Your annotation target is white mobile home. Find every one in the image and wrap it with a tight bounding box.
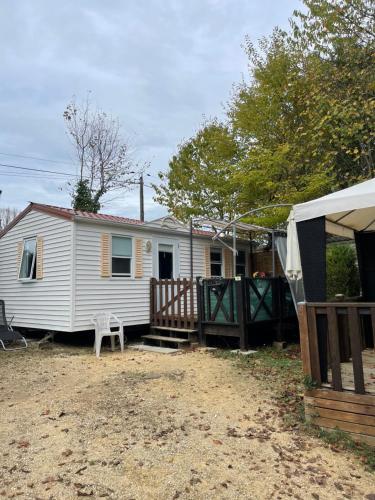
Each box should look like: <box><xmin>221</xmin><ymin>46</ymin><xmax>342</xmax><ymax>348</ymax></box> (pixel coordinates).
<box><xmin>0</xmin><ymin>203</ymin><xmax>251</xmax><ymax>333</ymax></box>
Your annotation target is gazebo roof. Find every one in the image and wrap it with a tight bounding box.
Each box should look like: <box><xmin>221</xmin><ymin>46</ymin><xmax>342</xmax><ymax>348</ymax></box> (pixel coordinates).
<box><xmin>293</xmin><ymin>178</ymin><xmax>375</xmax><ymax>237</ymax></box>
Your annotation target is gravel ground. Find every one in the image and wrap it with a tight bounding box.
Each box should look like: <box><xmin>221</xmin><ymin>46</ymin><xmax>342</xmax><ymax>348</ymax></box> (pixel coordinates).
<box><xmin>0</xmin><ymin>344</ymin><xmax>374</xmax><ymax>499</ymax></box>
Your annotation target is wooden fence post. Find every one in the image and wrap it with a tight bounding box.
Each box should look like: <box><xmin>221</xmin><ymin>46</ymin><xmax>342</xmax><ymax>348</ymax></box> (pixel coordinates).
<box><xmin>196</xmin><ymin>277</ymin><xmax>205</xmax><ymax>345</ymax></box>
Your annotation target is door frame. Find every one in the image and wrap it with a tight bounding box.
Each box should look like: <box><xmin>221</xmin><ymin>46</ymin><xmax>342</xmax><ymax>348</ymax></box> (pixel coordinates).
<box><xmin>152</xmin><ymin>237</ymin><xmax>180</xmax><ymax>279</ymax></box>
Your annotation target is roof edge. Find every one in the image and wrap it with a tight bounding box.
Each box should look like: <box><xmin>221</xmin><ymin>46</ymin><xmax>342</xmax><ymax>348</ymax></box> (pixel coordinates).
<box><xmin>0</xmin><ymin>202</ymin><xmax>74</xmax><ymax>238</ymax></box>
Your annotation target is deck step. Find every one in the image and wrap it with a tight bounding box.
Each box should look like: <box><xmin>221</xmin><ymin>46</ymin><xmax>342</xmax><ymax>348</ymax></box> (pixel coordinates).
<box><xmin>142</xmin><ymin>334</ymin><xmax>190</xmax><ymax>344</ymax></box>
<box><xmin>152</xmin><ymin>326</ymin><xmax>197</xmax><ymax>334</ymax></box>
<box><xmin>129</xmin><ymin>344</ymin><xmax>181</xmax><ymax>354</ymax></box>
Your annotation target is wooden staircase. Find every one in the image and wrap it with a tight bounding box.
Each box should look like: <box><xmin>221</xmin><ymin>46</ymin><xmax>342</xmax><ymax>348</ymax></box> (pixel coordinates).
<box><xmin>147</xmin><ymin>278</ymin><xmax>199</xmax><ymax>351</ymax></box>
<box><xmin>142</xmin><ymin>326</ymin><xmax>198</xmax><ymax>351</ymax></box>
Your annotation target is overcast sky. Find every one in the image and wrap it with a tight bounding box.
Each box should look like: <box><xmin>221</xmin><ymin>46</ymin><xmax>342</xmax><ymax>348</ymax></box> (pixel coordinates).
<box><xmin>0</xmin><ymin>0</ymin><xmax>301</xmax><ymax>220</ymax></box>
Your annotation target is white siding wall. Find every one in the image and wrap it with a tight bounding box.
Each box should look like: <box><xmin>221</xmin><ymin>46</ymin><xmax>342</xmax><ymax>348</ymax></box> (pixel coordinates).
<box><xmin>0</xmin><ymin>211</ymin><xmax>73</xmax><ymax>330</ymax></box>
<box><xmin>72</xmin><ymin>221</ymin><xmax>210</xmax><ymax>330</ymax></box>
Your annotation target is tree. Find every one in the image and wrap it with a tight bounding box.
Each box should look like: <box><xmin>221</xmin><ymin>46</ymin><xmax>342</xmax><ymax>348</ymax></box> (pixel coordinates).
<box><xmin>64</xmin><ymin>96</ymin><xmax>138</xmax><ymax>212</ymax></box>
<box><xmin>156</xmin><ymin>0</ymin><xmax>375</xmax><ymax>227</ymax></box>
<box><xmin>71</xmin><ymin>179</ymin><xmax>100</xmax><ymax>212</ymax></box>
<box><xmin>326</xmin><ymin>244</ymin><xmax>360</xmax><ymax>298</ymax></box>
<box><xmin>0</xmin><ymin>207</ymin><xmax>18</xmax><ymax>229</ymax></box>
<box><xmin>154</xmin><ymin>121</ymin><xmax>240</xmax><ymax>221</ymax></box>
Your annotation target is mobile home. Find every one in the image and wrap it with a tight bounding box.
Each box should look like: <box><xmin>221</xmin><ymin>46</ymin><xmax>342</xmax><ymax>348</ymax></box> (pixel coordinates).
<box><xmin>0</xmin><ymin>203</ymin><xmax>253</xmax><ymax>333</ymax></box>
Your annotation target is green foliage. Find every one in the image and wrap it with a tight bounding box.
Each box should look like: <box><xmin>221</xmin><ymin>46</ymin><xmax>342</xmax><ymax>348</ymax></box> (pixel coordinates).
<box><xmin>156</xmin><ymin>0</ymin><xmax>375</xmax><ymax>227</ymax></box>
<box><xmin>326</xmin><ymin>244</ymin><xmax>360</xmax><ymax>298</ymax></box>
<box><xmin>72</xmin><ymin>179</ymin><xmax>101</xmax><ymax>213</ymax></box>
<box><xmin>154</xmin><ymin>121</ymin><xmax>239</xmax><ymax>221</ymax></box>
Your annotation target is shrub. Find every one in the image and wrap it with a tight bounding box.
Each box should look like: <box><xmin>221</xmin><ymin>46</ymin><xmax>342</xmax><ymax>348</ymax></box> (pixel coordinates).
<box><xmin>326</xmin><ymin>244</ymin><xmax>360</xmax><ymax>299</ymax></box>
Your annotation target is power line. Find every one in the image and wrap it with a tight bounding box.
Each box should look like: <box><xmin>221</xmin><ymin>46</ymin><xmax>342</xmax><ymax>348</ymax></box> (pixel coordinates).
<box><xmin>0</xmin><ymin>162</ymin><xmax>77</xmax><ymax>177</ymax></box>
<box><xmin>0</xmin><ymin>151</ymin><xmax>75</xmax><ymax>166</ymax></box>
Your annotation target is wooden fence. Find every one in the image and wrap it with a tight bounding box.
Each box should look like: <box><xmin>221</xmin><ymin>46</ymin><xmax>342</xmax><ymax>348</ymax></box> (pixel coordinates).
<box><xmin>299</xmin><ymin>302</ymin><xmax>375</xmax><ymax>446</ymax></box>
<box><xmin>150</xmin><ymin>278</ymin><xmax>196</xmax><ymax>330</ymax></box>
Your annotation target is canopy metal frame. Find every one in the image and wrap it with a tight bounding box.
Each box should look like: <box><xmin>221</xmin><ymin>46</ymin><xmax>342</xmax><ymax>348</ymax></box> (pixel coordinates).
<box><xmin>190</xmin><ymin>204</ymin><xmax>291</xmax><ymax>278</ymax></box>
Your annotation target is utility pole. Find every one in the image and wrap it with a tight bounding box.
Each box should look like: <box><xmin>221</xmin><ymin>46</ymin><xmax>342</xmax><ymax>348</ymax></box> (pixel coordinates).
<box><xmin>139</xmin><ymin>174</ymin><xmax>144</xmax><ymax>222</ymax></box>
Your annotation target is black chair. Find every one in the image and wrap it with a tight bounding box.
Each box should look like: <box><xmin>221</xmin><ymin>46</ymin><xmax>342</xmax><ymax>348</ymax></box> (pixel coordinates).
<box><xmin>0</xmin><ymin>300</ymin><xmax>27</xmax><ymax>351</ymax></box>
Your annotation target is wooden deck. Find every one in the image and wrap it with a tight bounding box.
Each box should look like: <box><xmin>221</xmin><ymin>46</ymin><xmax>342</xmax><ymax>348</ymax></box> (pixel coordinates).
<box><xmin>299</xmin><ymin>302</ymin><xmax>375</xmax><ymax>445</ymax></box>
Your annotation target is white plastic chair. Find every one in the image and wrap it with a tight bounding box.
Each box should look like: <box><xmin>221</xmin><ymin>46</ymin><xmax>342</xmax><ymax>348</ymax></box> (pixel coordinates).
<box><xmin>91</xmin><ymin>312</ymin><xmax>125</xmax><ymax>358</ymax></box>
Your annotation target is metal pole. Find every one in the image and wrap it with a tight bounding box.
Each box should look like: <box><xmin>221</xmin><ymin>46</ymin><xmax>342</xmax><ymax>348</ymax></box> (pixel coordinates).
<box><xmin>139</xmin><ymin>174</ymin><xmax>144</xmax><ymax>222</ymax></box>
<box><xmin>272</xmin><ymin>229</ymin><xmax>275</xmax><ymax>277</ymax></box>
<box><xmin>233</xmin><ymin>222</ymin><xmax>237</xmax><ymax>276</ymax></box>
<box><xmin>190</xmin><ymin>217</ymin><xmax>193</xmax><ymax>279</ymax></box>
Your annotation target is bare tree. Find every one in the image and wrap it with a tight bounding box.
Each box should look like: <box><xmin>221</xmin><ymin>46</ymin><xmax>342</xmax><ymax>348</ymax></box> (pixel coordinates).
<box><xmin>64</xmin><ymin>95</ymin><xmax>139</xmax><ymax>210</ymax></box>
<box><xmin>0</xmin><ymin>207</ymin><xmax>18</xmax><ymax>229</ymax></box>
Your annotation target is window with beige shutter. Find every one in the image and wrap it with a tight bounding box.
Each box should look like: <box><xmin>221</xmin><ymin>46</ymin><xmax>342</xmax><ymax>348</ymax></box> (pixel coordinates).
<box><xmin>36</xmin><ymin>236</ymin><xmax>44</xmax><ymax>279</ymax></box>
<box><xmin>134</xmin><ymin>238</ymin><xmax>143</xmax><ymax>278</ymax></box>
<box><xmin>16</xmin><ymin>241</ymin><xmax>24</xmax><ymax>278</ymax></box>
<box><xmin>100</xmin><ymin>233</ymin><xmax>111</xmax><ymax>277</ymax></box>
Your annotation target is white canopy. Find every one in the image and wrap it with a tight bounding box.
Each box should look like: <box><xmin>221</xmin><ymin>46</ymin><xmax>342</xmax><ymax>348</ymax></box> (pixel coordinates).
<box><xmin>286</xmin><ymin>209</ymin><xmax>302</xmax><ymax>280</ymax></box>
<box><xmin>293</xmin><ymin>178</ymin><xmax>375</xmax><ymax>238</ymax></box>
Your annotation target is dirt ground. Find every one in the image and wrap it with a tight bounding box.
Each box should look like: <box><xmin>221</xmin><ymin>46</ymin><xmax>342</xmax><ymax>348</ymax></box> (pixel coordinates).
<box><xmin>0</xmin><ymin>344</ymin><xmax>374</xmax><ymax>500</ymax></box>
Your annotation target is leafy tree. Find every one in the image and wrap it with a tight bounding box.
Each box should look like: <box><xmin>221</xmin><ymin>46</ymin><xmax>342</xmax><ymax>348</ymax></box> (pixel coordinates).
<box><xmin>72</xmin><ymin>179</ymin><xmax>100</xmax><ymax>212</ymax></box>
<box><xmin>326</xmin><ymin>244</ymin><xmax>360</xmax><ymax>298</ymax></box>
<box><xmin>156</xmin><ymin>0</ymin><xmax>375</xmax><ymax>227</ymax></box>
<box><xmin>154</xmin><ymin>121</ymin><xmax>240</xmax><ymax>221</ymax></box>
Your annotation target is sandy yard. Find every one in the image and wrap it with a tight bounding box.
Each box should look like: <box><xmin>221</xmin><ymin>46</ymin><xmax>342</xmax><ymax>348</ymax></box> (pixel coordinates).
<box><xmin>0</xmin><ymin>344</ymin><xmax>374</xmax><ymax>500</ymax></box>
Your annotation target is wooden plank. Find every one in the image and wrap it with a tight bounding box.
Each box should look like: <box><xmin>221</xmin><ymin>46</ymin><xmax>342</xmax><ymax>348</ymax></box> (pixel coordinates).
<box><xmin>165</xmin><ymin>279</ymin><xmax>169</xmax><ymax>328</ymax></box>
<box><xmin>306</xmin><ymin>389</ymin><xmax>375</xmax><ymax>406</ymax></box>
<box><xmin>327</xmin><ymin>307</ymin><xmax>343</xmax><ymax>391</ymax></box>
<box><xmin>312</xmin><ymin>416</ymin><xmax>375</xmax><ymax>437</ymax></box>
<box><xmin>305</xmin><ymin>396</ymin><xmax>375</xmax><ymax>416</ymax></box>
<box><xmin>142</xmin><ymin>334</ymin><xmax>190</xmax><ymax>344</ymax></box>
<box><xmin>183</xmin><ymin>278</ymin><xmax>188</xmax><ymax>329</ymax></box>
<box><xmin>348</xmin><ymin>307</ymin><xmax>366</xmax><ymax>394</ymax></box>
<box><xmin>177</xmin><ymin>278</ymin><xmax>182</xmax><ymax>329</ymax></box>
<box><xmin>298</xmin><ymin>303</ymin><xmax>312</xmax><ymax>376</ymax></box>
<box><xmin>170</xmin><ymin>279</ymin><xmax>175</xmax><ymax>328</ymax></box>
<box><xmin>153</xmin><ymin>326</ymin><xmax>197</xmax><ymax>334</ymax></box>
<box><xmin>306</xmin><ymin>306</ymin><xmax>321</xmax><ymax>384</ymax></box>
<box><xmin>305</xmin><ymin>405</ymin><xmax>375</xmax><ymax>426</ymax></box>
<box><xmin>158</xmin><ymin>280</ymin><xmax>163</xmax><ymax>327</ymax></box>
<box><xmin>189</xmin><ymin>279</ymin><xmax>194</xmax><ymax>329</ymax></box>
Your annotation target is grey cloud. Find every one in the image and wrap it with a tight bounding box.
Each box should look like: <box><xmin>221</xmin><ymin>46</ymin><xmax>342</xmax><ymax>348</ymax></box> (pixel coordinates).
<box><xmin>0</xmin><ymin>0</ymin><xmax>301</xmax><ymax>219</ymax></box>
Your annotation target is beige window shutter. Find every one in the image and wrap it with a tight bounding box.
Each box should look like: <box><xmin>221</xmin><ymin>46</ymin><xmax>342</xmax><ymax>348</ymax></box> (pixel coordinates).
<box><xmin>16</xmin><ymin>241</ymin><xmax>24</xmax><ymax>277</ymax></box>
<box><xmin>134</xmin><ymin>238</ymin><xmax>143</xmax><ymax>278</ymax></box>
<box><xmin>204</xmin><ymin>246</ymin><xmax>211</xmax><ymax>278</ymax></box>
<box><xmin>36</xmin><ymin>236</ymin><xmax>44</xmax><ymax>279</ymax></box>
<box><xmin>101</xmin><ymin>233</ymin><xmax>111</xmax><ymax>277</ymax></box>
<box><xmin>223</xmin><ymin>248</ymin><xmax>233</xmax><ymax>278</ymax></box>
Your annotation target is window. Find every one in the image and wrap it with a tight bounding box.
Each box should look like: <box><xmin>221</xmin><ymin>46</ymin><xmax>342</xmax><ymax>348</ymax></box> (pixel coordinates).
<box><xmin>19</xmin><ymin>238</ymin><xmax>37</xmax><ymax>280</ymax></box>
<box><xmin>112</xmin><ymin>236</ymin><xmax>132</xmax><ymax>276</ymax></box>
<box><xmin>210</xmin><ymin>248</ymin><xmax>222</xmax><ymax>276</ymax></box>
<box><xmin>236</xmin><ymin>250</ymin><xmax>246</xmax><ymax>276</ymax></box>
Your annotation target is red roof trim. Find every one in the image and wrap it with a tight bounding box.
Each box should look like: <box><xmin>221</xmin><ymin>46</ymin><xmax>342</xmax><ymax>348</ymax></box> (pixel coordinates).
<box><xmin>0</xmin><ymin>202</ymin><xmax>215</xmax><ymax>239</ymax></box>
<box><xmin>0</xmin><ymin>202</ymin><xmax>144</xmax><ymax>238</ymax></box>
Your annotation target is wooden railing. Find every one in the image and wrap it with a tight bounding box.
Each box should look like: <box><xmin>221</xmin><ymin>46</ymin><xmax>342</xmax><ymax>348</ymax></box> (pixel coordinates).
<box><xmin>299</xmin><ymin>302</ymin><xmax>375</xmax><ymax>395</ymax></box>
<box><xmin>150</xmin><ymin>278</ymin><xmax>196</xmax><ymax>330</ymax></box>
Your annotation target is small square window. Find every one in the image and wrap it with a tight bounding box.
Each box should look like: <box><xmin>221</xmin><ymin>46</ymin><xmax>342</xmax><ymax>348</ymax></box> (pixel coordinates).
<box><xmin>19</xmin><ymin>238</ymin><xmax>37</xmax><ymax>280</ymax></box>
<box><xmin>112</xmin><ymin>236</ymin><xmax>132</xmax><ymax>276</ymax></box>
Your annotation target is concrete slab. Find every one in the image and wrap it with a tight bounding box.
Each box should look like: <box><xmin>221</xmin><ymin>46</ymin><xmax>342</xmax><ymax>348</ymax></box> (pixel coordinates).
<box><xmin>230</xmin><ymin>349</ymin><xmax>257</xmax><ymax>356</ymax></box>
<box><xmin>128</xmin><ymin>343</ymin><xmax>180</xmax><ymax>354</ymax></box>
<box><xmin>198</xmin><ymin>347</ymin><xmax>217</xmax><ymax>352</ymax></box>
